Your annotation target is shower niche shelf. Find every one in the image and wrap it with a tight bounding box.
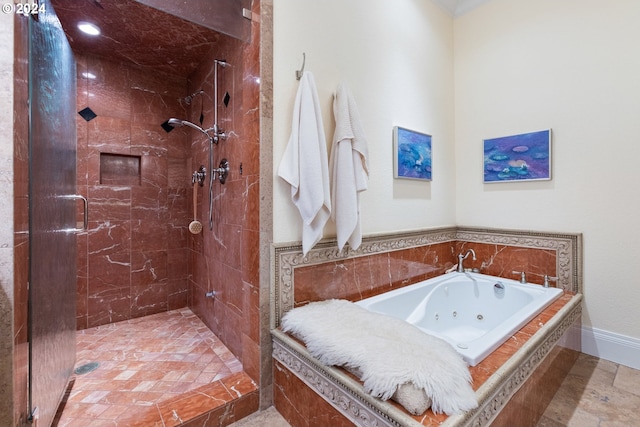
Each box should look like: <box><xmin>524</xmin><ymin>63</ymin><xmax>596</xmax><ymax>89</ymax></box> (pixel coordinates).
<box><xmin>100</xmin><ymin>153</ymin><xmax>141</xmax><ymax>185</ymax></box>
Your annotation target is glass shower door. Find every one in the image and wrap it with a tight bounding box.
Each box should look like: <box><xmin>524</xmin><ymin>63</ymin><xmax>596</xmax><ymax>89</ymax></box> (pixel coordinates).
<box><xmin>28</xmin><ymin>2</ymin><xmax>78</xmax><ymax>425</ymax></box>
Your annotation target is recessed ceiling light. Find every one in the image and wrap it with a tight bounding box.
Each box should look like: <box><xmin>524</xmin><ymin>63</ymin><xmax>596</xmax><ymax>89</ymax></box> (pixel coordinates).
<box><xmin>78</xmin><ymin>21</ymin><xmax>100</xmax><ymax>36</ymax></box>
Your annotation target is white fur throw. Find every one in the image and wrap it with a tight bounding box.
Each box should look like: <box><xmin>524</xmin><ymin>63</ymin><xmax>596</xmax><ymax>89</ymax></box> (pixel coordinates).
<box><xmin>281</xmin><ymin>299</ymin><xmax>478</xmax><ymax>415</ymax></box>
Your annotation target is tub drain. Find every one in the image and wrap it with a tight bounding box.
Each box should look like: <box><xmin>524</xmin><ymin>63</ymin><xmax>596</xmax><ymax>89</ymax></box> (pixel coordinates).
<box><xmin>74</xmin><ymin>362</ymin><xmax>99</xmax><ymax>375</ymax></box>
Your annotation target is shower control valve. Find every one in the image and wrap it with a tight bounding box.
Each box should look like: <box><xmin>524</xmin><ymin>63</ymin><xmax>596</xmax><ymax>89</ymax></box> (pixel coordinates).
<box><xmin>212</xmin><ymin>159</ymin><xmax>230</xmax><ymax>184</ymax></box>
<box><xmin>192</xmin><ymin>166</ymin><xmax>206</xmax><ymax>186</ymax></box>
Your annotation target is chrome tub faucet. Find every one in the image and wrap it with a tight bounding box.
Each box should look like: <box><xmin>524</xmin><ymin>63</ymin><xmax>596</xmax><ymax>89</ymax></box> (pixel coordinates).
<box><xmin>457</xmin><ymin>249</ymin><xmax>477</xmax><ymax>273</ymax></box>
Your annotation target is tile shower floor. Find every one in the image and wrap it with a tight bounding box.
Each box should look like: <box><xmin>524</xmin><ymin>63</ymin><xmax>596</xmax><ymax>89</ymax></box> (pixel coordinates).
<box><xmin>55</xmin><ymin>308</ymin><xmax>251</xmax><ymax>427</ymax></box>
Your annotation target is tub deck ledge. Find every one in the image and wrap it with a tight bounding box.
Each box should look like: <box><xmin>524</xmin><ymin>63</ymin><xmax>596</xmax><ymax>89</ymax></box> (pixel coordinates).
<box><xmin>272</xmin><ymin>292</ymin><xmax>583</xmax><ymax>427</ymax></box>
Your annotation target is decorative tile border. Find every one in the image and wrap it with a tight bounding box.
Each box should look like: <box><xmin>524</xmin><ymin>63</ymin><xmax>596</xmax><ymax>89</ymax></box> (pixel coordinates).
<box><xmin>272</xmin><ymin>227</ymin><xmax>582</xmax><ymax>329</ymax></box>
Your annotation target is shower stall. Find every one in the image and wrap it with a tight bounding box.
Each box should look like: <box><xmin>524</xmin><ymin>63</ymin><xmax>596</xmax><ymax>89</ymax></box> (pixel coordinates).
<box><xmin>5</xmin><ymin>0</ymin><xmax>264</xmax><ymax>425</ymax></box>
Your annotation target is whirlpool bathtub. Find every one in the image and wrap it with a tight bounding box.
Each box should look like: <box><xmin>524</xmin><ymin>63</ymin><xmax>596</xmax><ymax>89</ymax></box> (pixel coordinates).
<box><xmin>356</xmin><ymin>272</ymin><xmax>563</xmax><ymax>366</ymax></box>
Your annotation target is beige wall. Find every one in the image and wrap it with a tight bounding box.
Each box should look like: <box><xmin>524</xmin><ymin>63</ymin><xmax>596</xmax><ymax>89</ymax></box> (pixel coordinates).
<box><xmin>454</xmin><ymin>0</ymin><xmax>640</xmax><ymax>341</ymax></box>
<box><xmin>273</xmin><ymin>0</ymin><xmax>640</xmax><ymax>358</ymax></box>
<box><xmin>272</xmin><ymin>0</ymin><xmax>457</xmax><ymax>244</ymax></box>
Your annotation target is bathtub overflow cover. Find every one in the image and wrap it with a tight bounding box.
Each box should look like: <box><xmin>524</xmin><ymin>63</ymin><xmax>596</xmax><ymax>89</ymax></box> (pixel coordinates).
<box><xmin>457</xmin><ymin>343</ymin><xmax>468</xmax><ymax>349</ymax></box>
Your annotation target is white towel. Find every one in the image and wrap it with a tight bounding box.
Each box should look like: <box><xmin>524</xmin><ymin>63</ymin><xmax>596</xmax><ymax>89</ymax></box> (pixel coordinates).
<box><xmin>329</xmin><ymin>82</ymin><xmax>369</xmax><ymax>251</ymax></box>
<box><xmin>278</xmin><ymin>71</ymin><xmax>331</xmax><ymax>255</ymax></box>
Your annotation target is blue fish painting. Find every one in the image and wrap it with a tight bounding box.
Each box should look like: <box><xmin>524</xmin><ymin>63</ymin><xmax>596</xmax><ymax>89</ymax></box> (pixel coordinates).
<box><xmin>394</xmin><ymin>127</ymin><xmax>432</xmax><ymax>181</ymax></box>
<box><xmin>483</xmin><ymin>129</ymin><xmax>551</xmax><ymax>183</ymax></box>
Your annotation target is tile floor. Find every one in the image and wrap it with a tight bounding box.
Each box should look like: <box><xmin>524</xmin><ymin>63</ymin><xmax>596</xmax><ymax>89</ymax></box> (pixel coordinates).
<box><xmin>231</xmin><ymin>353</ymin><xmax>640</xmax><ymax>427</ymax></box>
<box><xmin>55</xmin><ymin>308</ymin><xmax>246</xmax><ymax>426</ymax></box>
<box><xmin>55</xmin><ymin>309</ymin><xmax>640</xmax><ymax>427</ymax></box>
<box><xmin>537</xmin><ymin>353</ymin><xmax>640</xmax><ymax>427</ymax></box>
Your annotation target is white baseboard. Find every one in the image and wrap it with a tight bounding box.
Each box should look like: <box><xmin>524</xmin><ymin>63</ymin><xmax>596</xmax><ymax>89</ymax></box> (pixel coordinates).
<box><xmin>574</xmin><ymin>326</ymin><xmax>640</xmax><ymax>370</ymax></box>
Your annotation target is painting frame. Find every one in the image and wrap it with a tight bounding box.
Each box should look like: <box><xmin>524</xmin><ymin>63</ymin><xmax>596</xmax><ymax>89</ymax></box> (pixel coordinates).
<box><xmin>483</xmin><ymin>129</ymin><xmax>552</xmax><ymax>183</ymax></box>
<box><xmin>393</xmin><ymin>126</ymin><xmax>432</xmax><ymax>181</ymax></box>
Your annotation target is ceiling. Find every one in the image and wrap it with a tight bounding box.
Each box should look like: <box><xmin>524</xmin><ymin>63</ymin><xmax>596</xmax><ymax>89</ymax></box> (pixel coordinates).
<box><xmin>50</xmin><ymin>0</ymin><xmax>491</xmax><ymax>79</ymax></box>
<box><xmin>433</xmin><ymin>0</ymin><xmax>492</xmax><ymax>17</ymax></box>
<box><xmin>50</xmin><ymin>0</ymin><xmax>227</xmax><ymax>77</ymax></box>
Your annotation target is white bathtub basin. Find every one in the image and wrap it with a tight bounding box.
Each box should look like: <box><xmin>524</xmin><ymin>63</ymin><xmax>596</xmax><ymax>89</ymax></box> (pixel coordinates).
<box><xmin>356</xmin><ymin>272</ymin><xmax>563</xmax><ymax>366</ymax></box>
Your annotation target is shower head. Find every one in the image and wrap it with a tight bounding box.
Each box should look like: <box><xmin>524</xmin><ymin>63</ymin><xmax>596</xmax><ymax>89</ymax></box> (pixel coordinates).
<box><xmin>183</xmin><ymin>89</ymin><xmax>204</xmax><ymax>105</ymax></box>
<box><xmin>215</xmin><ymin>59</ymin><xmax>229</xmax><ymax>68</ymax></box>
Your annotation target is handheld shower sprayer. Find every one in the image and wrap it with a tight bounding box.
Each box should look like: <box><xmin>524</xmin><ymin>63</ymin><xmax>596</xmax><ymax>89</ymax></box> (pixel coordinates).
<box><xmin>166</xmin><ymin>59</ymin><xmax>231</xmax><ymax>231</ymax></box>
<box><xmin>167</xmin><ymin>118</ymin><xmax>210</xmax><ymax>137</ymax></box>
<box><xmin>166</xmin><ymin>118</ymin><xmax>225</xmax><ymax>144</ymax></box>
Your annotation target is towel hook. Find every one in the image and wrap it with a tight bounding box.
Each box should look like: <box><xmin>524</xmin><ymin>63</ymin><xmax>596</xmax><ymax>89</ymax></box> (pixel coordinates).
<box><xmin>296</xmin><ymin>52</ymin><xmax>306</xmax><ymax>80</ymax></box>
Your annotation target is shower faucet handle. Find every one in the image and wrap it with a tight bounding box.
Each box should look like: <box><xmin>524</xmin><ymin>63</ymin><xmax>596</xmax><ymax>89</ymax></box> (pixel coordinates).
<box><xmin>192</xmin><ymin>166</ymin><xmax>206</xmax><ymax>186</ymax></box>
<box><xmin>543</xmin><ymin>275</ymin><xmax>558</xmax><ymax>288</ymax></box>
<box><xmin>212</xmin><ymin>159</ymin><xmax>230</xmax><ymax>184</ymax></box>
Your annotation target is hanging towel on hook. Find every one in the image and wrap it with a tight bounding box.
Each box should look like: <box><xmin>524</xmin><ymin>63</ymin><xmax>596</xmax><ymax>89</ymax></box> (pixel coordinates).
<box><xmin>278</xmin><ymin>71</ymin><xmax>331</xmax><ymax>255</ymax></box>
<box><xmin>330</xmin><ymin>82</ymin><xmax>369</xmax><ymax>251</ymax></box>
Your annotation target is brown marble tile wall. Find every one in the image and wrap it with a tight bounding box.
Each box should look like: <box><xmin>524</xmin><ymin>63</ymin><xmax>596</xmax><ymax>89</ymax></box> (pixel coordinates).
<box><xmin>294</xmin><ymin>242</ymin><xmax>453</xmax><ymax>306</ymax></box>
<box><xmin>274</xmin><ymin>360</ymin><xmax>353</xmax><ymax>427</ymax></box>
<box><xmin>293</xmin><ymin>241</ymin><xmax>559</xmax><ymax>307</ymax></box>
<box><xmin>10</xmin><ymin>14</ymin><xmax>30</xmax><ymax>427</ymax></box>
<box><xmin>76</xmin><ymin>54</ymin><xmax>191</xmax><ymax>329</ymax></box>
<box><xmin>186</xmin><ymin>0</ymin><xmax>261</xmax><ymax>384</ymax></box>
<box><xmin>456</xmin><ymin>241</ymin><xmax>557</xmax><ymax>286</ymax></box>
<box><xmin>490</xmin><ymin>345</ymin><xmax>580</xmax><ymax>427</ymax></box>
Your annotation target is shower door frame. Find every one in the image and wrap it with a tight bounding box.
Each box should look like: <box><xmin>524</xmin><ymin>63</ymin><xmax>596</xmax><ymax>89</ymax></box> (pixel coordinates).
<box><xmin>27</xmin><ymin>2</ymin><xmax>78</xmax><ymax>425</ymax></box>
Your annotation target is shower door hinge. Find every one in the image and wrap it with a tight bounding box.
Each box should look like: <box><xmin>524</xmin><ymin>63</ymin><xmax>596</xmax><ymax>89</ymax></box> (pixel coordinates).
<box><xmin>242</xmin><ymin>8</ymin><xmax>252</xmax><ymax>20</ymax></box>
<box><xmin>28</xmin><ymin>406</ymin><xmax>38</xmax><ymax>426</ymax></box>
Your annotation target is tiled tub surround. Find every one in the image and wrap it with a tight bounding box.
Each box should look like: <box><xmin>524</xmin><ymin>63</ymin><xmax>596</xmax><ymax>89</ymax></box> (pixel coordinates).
<box><xmin>271</xmin><ymin>227</ymin><xmax>583</xmax><ymax>427</ymax></box>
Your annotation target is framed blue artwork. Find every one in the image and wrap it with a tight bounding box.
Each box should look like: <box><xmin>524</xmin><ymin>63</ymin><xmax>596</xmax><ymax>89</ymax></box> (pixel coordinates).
<box><xmin>393</xmin><ymin>126</ymin><xmax>432</xmax><ymax>181</ymax></box>
<box><xmin>483</xmin><ymin>129</ymin><xmax>552</xmax><ymax>183</ymax></box>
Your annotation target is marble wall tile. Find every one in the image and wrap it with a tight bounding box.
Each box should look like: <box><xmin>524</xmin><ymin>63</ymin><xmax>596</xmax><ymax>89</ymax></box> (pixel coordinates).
<box><xmin>77</xmin><ymin>54</ymin><xmax>191</xmax><ymax>328</ymax></box>
<box><xmin>88</xmin><ymin>186</ymin><xmax>131</xmax><ymax>220</ymax></box>
<box><xmin>456</xmin><ymin>241</ymin><xmax>557</xmax><ymax>285</ymax></box>
<box><xmin>241</xmin><ymin>228</ymin><xmax>260</xmax><ymax>285</ymax></box>
<box><xmin>131</xmin><ymin>250</ymin><xmax>168</xmax><ymax>287</ymax></box>
<box><xmin>293</xmin><ymin>241</ymin><xmax>559</xmax><ymax>308</ymax></box>
<box><xmin>87</xmin><ymin>117</ymin><xmax>131</xmax><ymax>155</ymax></box>
<box><xmin>186</xmin><ymin>19</ymin><xmax>262</xmax><ymax>384</ymax></box>
<box><xmin>491</xmin><ymin>345</ymin><xmax>580</xmax><ymax>427</ymax></box>
<box><xmin>86</xmin><ymin>57</ymin><xmax>131</xmax><ymax>120</ymax></box>
<box><xmin>274</xmin><ymin>360</ymin><xmax>352</xmax><ymax>427</ymax></box>
<box><xmin>293</xmin><ymin>242</ymin><xmax>454</xmax><ymax>306</ymax></box>
<box><xmin>131</xmin><ymin>283</ymin><xmax>168</xmax><ymax>318</ymax></box>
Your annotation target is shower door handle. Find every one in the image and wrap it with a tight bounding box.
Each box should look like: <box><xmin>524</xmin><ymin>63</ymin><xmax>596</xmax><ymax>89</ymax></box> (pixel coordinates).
<box><xmin>61</xmin><ymin>194</ymin><xmax>88</xmax><ymax>232</ymax></box>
